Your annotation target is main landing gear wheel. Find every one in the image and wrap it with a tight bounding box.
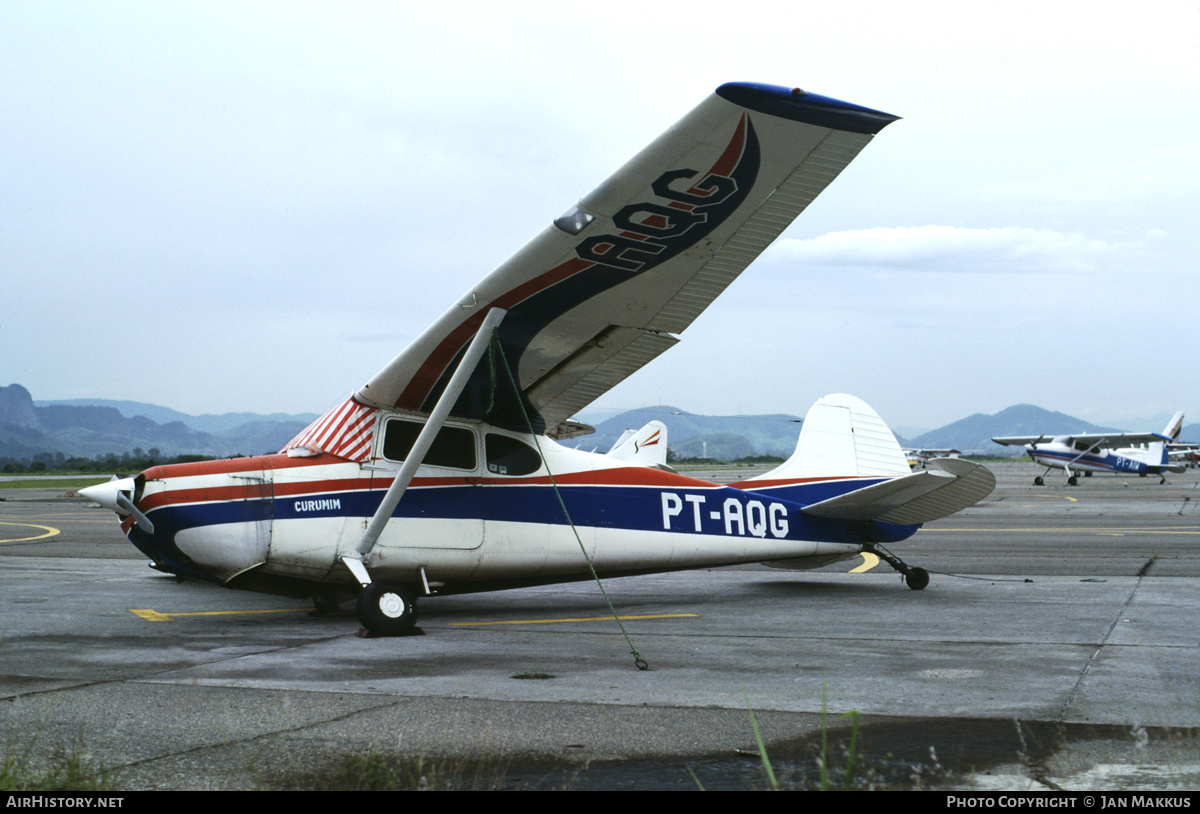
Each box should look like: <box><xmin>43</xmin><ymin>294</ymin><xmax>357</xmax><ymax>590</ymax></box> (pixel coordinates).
<box><xmin>356</xmin><ymin>580</ymin><xmax>418</xmax><ymax>635</ymax></box>
<box><xmin>1067</xmin><ymin>475</ymin><xmax>1078</xmax><ymax>486</ymax></box>
<box><xmin>1034</xmin><ymin>476</ymin><xmax>1044</xmax><ymax>486</ymax></box>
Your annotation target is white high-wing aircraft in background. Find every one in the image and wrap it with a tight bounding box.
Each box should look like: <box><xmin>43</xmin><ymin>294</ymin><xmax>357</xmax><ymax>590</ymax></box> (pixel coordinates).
<box><xmin>80</xmin><ymin>82</ymin><xmax>996</xmax><ymax>636</ymax></box>
<box><xmin>904</xmin><ymin>448</ymin><xmax>961</xmax><ymax>469</ymax></box>
<box><xmin>992</xmin><ymin>412</ymin><xmax>1186</xmax><ymax>485</ymax></box>
<box><xmin>1170</xmin><ymin>443</ymin><xmax>1200</xmax><ymax>468</ymax></box>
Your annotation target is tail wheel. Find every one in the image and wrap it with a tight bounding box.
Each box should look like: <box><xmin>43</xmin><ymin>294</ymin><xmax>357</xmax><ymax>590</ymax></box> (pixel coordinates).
<box><xmin>904</xmin><ymin>567</ymin><xmax>930</xmax><ymax>591</ymax></box>
<box><xmin>356</xmin><ymin>580</ymin><xmax>418</xmax><ymax>635</ymax></box>
<box><xmin>865</xmin><ymin>544</ymin><xmax>930</xmax><ymax>591</ymax></box>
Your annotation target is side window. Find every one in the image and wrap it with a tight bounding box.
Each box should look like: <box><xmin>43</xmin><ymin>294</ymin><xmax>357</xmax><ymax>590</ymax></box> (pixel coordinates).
<box><xmin>485</xmin><ymin>434</ymin><xmax>542</xmax><ymax>476</ymax></box>
<box><xmin>382</xmin><ymin>420</ymin><xmax>477</xmax><ymax>471</ymax></box>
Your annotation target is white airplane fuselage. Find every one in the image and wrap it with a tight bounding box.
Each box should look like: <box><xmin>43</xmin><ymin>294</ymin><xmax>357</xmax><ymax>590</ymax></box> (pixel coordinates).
<box><xmin>108</xmin><ymin>418</ymin><xmax>912</xmax><ymax>599</ymax></box>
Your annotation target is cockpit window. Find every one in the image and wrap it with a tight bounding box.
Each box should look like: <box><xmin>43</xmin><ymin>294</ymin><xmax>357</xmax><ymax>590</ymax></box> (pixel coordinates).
<box><xmin>382</xmin><ymin>420</ymin><xmax>477</xmax><ymax>470</ymax></box>
<box><xmin>485</xmin><ymin>434</ymin><xmax>542</xmax><ymax>476</ymax></box>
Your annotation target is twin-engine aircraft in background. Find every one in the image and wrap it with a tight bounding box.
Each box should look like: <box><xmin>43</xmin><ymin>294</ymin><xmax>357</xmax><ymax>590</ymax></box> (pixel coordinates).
<box><xmin>992</xmin><ymin>412</ymin><xmax>1186</xmax><ymax>485</ymax></box>
<box><xmin>80</xmin><ymin>82</ymin><xmax>996</xmax><ymax>636</ymax></box>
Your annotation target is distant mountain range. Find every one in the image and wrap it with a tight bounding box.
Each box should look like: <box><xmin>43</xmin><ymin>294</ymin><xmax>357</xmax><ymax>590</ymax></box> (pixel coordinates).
<box><xmin>1</xmin><ymin>384</ymin><xmax>317</xmax><ymax>463</ymax></box>
<box><xmin>578</xmin><ymin>406</ymin><xmax>806</xmax><ymax>460</ymax></box>
<box><xmin>579</xmin><ymin>403</ymin><xmax>1197</xmax><ymax>459</ymax></box>
<box><xmin>0</xmin><ymin>382</ymin><xmax>1194</xmax><ymax>464</ymax></box>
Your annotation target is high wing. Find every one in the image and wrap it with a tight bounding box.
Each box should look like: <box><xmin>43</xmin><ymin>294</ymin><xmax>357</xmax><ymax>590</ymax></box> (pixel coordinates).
<box><xmin>991</xmin><ymin>436</ymin><xmax>1052</xmax><ymax>447</ymax></box>
<box><xmin>993</xmin><ymin>432</ymin><xmax>1172</xmax><ymax>447</ymax></box>
<box><xmin>355</xmin><ymin>83</ymin><xmax>898</xmax><ymax>436</ymax></box>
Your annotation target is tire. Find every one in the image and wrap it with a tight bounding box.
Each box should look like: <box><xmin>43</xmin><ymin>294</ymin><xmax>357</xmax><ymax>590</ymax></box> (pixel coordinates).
<box><xmin>905</xmin><ymin>567</ymin><xmax>930</xmax><ymax>591</ymax></box>
<box><xmin>356</xmin><ymin>580</ymin><xmax>418</xmax><ymax>635</ymax></box>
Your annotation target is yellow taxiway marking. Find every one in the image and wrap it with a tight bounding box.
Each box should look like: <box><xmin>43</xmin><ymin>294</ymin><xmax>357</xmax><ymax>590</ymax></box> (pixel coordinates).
<box><xmin>0</xmin><ymin>522</ymin><xmax>60</xmax><ymax>543</ymax></box>
<box><xmin>850</xmin><ymin>552</ymin><xmax>880</xmax><ymax>573</ymax></box>
<box><xmin>450</xmin><ymin>613</ymin><xmax>698</xmax><ymax>627</ymax></box>
<box><xmin>130</xmin><ymin>607</ymin><xmax>311</xmax><ymax>622</ymax></box>
<box><xmin>1031</xmin><ymin>495</ymin><xmax>1078</xmax><ymax>502</ymax></box>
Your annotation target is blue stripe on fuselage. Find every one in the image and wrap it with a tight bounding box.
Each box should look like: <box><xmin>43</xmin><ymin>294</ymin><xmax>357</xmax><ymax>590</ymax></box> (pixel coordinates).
<box><xmin>1031</xmin><ymin>449</ymin><xmax>1147</xmax><ymax>473</ymax></box>
<box><xmin>133</xmin><ymin>480</ymin><xmax>918</xmax><ymax>553</ymax></box>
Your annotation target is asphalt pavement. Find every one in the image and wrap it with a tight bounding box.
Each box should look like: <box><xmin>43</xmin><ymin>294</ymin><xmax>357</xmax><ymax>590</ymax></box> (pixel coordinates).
<box><xmin>0</xmin><ymin>462</ymin><xmax>1197</xmax><ymax>790</ymax></box>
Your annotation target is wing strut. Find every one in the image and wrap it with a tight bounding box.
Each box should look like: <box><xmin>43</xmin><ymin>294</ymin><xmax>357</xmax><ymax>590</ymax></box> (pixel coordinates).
<box><xmin>346</xmin><ymin>307</ymin><xmax>508</xmax><ymax>579</ymax></box>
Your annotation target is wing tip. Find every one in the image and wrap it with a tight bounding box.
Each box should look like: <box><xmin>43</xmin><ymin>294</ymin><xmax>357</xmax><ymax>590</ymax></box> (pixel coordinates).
<box><xmin>716</xmin><ymin>82</ymin><xmax>900</xmax><ymax>134</ymax></box>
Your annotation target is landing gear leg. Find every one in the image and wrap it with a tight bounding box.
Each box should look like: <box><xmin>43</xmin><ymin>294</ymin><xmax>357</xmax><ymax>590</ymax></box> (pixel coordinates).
<box><xmin>865</xmin><ymin>545</ymin><xmax>930</xmax><ymax>590</ymax></box>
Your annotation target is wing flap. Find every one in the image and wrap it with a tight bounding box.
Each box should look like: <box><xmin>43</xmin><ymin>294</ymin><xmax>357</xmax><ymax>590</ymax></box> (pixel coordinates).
<box><xmin>524</xmin><ymin>327</ymin><xmax>679</xmax><ymax>423</ymax></box>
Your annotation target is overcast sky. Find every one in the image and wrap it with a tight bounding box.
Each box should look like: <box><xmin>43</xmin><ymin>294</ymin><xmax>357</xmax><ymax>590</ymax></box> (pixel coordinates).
<box><xmin>3</xmin><ymin>1</ymin><xmax>1198</xmax><ymax>432</ymax></box>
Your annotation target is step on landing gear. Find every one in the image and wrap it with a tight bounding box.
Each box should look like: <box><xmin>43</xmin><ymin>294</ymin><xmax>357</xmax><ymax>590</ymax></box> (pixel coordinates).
<box><xmin>866</xmin><ymin>544</ymin><xmax>930</xmax><ymax>590</ymax></box>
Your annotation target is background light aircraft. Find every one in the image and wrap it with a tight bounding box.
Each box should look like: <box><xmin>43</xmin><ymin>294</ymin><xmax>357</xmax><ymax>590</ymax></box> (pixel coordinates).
<box><xmin>904</xmin><ymin>448</ymin><xmax>961</xmax><ymax>469</ymax></box>
<box><xmin>1170</xmin><ymin>444</ymin><xmax>1200</xmax><ymax>468</ymax></box>
<box><xmin>606</xmin><ymin>420</ymin><xmax>672</xmax><ymax>471</ymax></box>
<box><xmin>992</xmin><ymin>412</ymin><xmax>1186</xmax><ymax>485</ymax></box>
<box><xmin>80</xmin><ymin>82</ymin><xmax>996</xmax><ymax>636</ymax></box>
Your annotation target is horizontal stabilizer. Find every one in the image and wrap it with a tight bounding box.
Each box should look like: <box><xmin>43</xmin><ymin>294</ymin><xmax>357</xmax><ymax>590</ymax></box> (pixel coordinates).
<box><xmin>801</xmin><ymin>458</ymin><xmax>995</xmax><ymax>526</ymax></box>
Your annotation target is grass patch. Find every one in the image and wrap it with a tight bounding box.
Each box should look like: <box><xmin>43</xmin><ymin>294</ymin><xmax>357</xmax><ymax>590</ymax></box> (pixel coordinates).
<box><xmin>723</xmin><ymin>692</ymin><xmax>953</xmax><ymax>791</ymax></box>
<box><xmin>0</xmin><ymin>478</ymin><xmax>109</xmax><ymax>491</ymax></box>
<box><xmin>258</xmin><ymin>748</ymin><xmax>515</xmax><ymax>791</ymax></box>
<box><xmin>1</xmin><ymin>735</ymin><xmax>119</xmax><ymax>791</ymax></box>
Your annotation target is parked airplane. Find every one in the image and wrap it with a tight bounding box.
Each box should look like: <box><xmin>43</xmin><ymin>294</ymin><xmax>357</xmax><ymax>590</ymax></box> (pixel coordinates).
<box><xmin>904</xmin><ymin>448</ymin><xmax>961</xmax><ymax>469</ymax></box>
<box><xmin>992</xmin><ymin>412</ymin><xmax>1186</xmax><ymax>485</ymax></box>
<box><xmin>1170</xmin><ymin>444</ymin><xmax>1200</xmax><ymax>468</ymax></box>
<box><xmin>80</xmin><ymin>82</ymin><xmax>996</xmax><ymax>636</ymax></box>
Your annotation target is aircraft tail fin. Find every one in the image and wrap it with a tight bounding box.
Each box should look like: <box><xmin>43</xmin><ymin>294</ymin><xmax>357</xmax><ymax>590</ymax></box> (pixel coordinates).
<box><xmin>742</xmin><ymin>393</ymin><xmax>994</xmax><ymax>525</ymax></box>
<box><xmin>746</xmin><ymin>393</ymin><xmax>911</xmax><ymax>482</ymax></box>
<box><xmin>606</xmin><ymin>420</ymin><xmax>669</xmax><ymax>468</ymax></box>
<box><xmin>1163</xmin><ymin>411</ymin><xmax>1185</xmax><ymax>441</ymax></box>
